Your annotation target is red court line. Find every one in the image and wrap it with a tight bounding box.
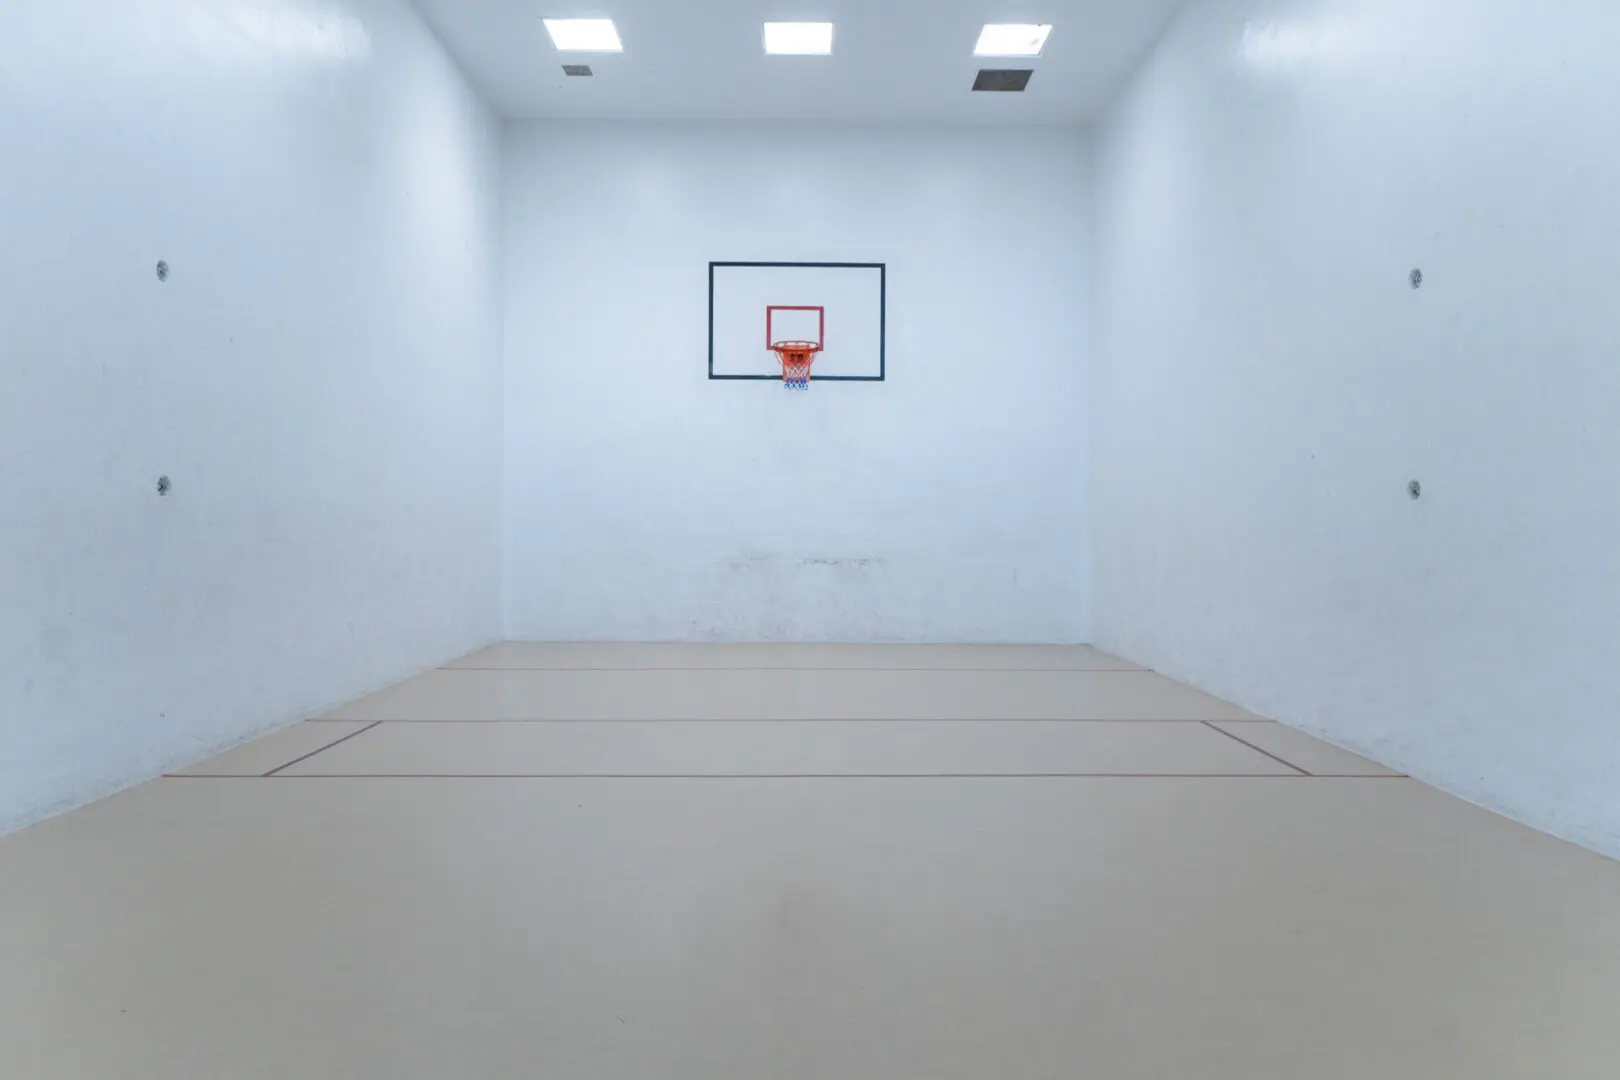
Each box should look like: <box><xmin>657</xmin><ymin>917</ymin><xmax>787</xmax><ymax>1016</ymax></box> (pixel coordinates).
<box><xmin>1201</xmin><ymin>721</ymin><xmax>1311</xmax><ymax>776</ymax></box>
<box><xmin>167</xmin><ymin>772</ymin><xmax>1412</xmax><ymax>780</ymax></box>
<box><xmin>262</xmin><ymin>721</ymin><xmax>383</xmax><ymax>777</ymax></box>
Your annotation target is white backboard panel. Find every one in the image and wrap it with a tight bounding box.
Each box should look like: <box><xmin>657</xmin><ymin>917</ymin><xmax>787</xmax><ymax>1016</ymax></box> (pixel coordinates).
<box><xmin>710</xmin><ymin>262</ymin><xmax>886</xmax><ymax>380</ymax></box>
<box><xmin>767</xmin><ymin>306</ymin><xmax>824</xmax><ymax>349</ymax></box>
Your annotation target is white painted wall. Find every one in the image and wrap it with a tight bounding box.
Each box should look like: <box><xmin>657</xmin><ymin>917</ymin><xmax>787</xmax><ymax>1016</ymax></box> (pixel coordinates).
<box><xmin>0</xmin><ymin>0</ymin><xmax>503</xmax><ymax>833</ymax></box>
<box><xmin>503</xmin><ymin>123</ymin><xmax>1090</xmax><ymax>643</ymax></box>
<box><xmin>1092</xmin><ymin>0</ymin><xmax>1620</xmax><ymax>857</ymax></box>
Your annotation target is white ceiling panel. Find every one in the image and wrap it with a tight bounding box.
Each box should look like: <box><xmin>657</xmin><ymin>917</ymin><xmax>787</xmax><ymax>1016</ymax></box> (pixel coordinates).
<box><xmin>410</xmin><ymin>0</ymin><xmax>1186</xmax><ymax>122</ymax></box>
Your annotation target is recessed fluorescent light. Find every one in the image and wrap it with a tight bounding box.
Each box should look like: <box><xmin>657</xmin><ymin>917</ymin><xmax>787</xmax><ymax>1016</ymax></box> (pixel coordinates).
<box><xmin>543</xmin><ymin>18</ymin><xmax>623</xmax><ymax>53</ymax></box>
<box><xmin>764</xmin><ymin>21</ymin><xmax>834</xmax><ymax>55</ymax></box>
<box><xmin>974</xmin><ymin>23</ymin><xmax>1052</xmax><ymax>57</ymax></box>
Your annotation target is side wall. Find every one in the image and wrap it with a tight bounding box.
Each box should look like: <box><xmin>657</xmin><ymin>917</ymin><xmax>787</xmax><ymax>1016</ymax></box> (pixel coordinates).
<box><xmin>0</xmin><ymin>0</ymin><xmax>504</xmax><ymax>832</ymax></box>
<box><xmin>1092</xmin><ymin>0</ymin><xmax>1620</xmax><ymax>857</ymax></box>
<box><xmin>503</xmin><ymin>123</ymin><xmax>1090</xmax><ymax>643</ymax></box>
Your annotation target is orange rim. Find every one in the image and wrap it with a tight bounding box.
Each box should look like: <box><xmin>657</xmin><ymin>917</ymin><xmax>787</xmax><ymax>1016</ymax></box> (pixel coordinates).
<box><xmin>771</xmin><ymin>341</ymin><xmax>821</xmax><ymax>383</ymax></box>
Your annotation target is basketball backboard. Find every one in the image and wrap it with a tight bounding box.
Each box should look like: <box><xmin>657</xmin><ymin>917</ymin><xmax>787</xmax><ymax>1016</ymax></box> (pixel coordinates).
<box><xmin>709</xmin><ymin>262</ymin><xmax>886</xmax><ymax>381</ymax></box>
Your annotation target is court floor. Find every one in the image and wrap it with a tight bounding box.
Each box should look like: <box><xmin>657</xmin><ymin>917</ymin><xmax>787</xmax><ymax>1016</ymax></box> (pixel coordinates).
<box><xmin>5</xmin><ymin>644</ymin><xmax>1620</xmax><ymax>1078</ymax></box>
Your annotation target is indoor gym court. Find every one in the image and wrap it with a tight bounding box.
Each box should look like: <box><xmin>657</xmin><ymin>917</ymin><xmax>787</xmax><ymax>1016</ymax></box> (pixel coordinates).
<box><xmin>6</xmin><ymin>1</ymin><xmax>1620</xmax><ymax>1078</ymax></box>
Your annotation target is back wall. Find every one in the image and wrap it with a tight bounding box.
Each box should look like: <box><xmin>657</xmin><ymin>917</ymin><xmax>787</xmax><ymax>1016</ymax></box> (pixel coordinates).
<box><xmin>502</xmin><ymin>122</ymin><xmax>1090</xmax><ymax>643</ymax></box>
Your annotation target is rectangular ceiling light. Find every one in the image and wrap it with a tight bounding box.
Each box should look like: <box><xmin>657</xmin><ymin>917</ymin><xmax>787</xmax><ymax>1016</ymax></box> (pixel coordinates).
<box><xmin>764</xmin><ymin>22</ymin><xmax>835</xmax><ymax>55</ymax></box>
<box><xmin>543</xmin><ymin>18</ymin><xmax>623</xmax><ymax>53</ymax></box>
<box><xmin>974</xmin><ymin>23</ymin><xmax>1052</xmax><ymax>57</ymax></box>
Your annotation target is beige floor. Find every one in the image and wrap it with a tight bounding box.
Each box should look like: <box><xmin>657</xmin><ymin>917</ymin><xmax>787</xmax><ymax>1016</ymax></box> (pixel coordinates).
<box><xmin>4</xmin><ymin>644</ymin><xmax>1619</xmax><ymax>1079</ymax></box>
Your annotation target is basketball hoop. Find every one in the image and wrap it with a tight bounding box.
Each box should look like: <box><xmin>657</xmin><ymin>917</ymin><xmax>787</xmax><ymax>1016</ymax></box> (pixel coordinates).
<box><xmin>771</xmin><ymin>340</ymin><xmax>822</xmax><ymax>391</ymax></box>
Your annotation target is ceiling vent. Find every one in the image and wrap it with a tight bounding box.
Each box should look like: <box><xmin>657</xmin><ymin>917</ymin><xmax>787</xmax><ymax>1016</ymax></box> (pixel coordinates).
<box><xmin>973</xmin><ymin>69</ymin><xmax>1033</xmax><ymax>92</ymax></box>
<box><xmin>562</xmin><ymin>64</ymin><xmax>594</xmax><ymax>77</ymax></box>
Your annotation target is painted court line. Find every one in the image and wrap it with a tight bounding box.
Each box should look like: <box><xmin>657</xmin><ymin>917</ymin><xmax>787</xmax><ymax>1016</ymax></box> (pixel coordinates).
<box><xmin>262</xmin><ymin>721</ymin><xmax>383</xmax><ymax>777</ymax></box>
<box><xmin>304</xmin><ymin>716</ymin><xmax>1278</xmax><ymax>724</ymax></box>
<box><xmin>1201</xmin><ymin>720</ymin><xmax>1311</xmax><ymax>776</ymax></box>
<box><xmin>167</xmin><ymin>772</ymin><xmax>1410</xmax><ymax>781</ymax></box>
<box><xmin>439</xmin><ymin>666</ymin><xmax>1151</xmax><ymax>673</ymax></box>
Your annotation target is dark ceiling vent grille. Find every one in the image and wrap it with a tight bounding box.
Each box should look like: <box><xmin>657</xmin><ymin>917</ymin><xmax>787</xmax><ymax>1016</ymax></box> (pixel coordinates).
<box><xmin>973</xmin><ymin>69</ymin><xmax>1033</xmax><ymax>92</ymax></box>
<box><xmin>562</xmin><ymin>64</ymin><xmax>593</xmax><ymax>77</ymax></box>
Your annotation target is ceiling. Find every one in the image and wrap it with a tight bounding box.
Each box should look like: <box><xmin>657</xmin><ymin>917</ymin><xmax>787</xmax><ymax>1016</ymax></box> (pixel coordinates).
<box><xmin>409</xmin><ymin>0</ymin><xmax>1187</xmax><ymax>123</ymax></box>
